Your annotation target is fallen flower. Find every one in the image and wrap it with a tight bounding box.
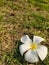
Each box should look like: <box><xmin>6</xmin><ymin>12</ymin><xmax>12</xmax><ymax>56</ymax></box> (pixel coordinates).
<box><xmin>19</xmin><ymin>35</ymin><xmax>48</xmax><ymax>63</ymax></box>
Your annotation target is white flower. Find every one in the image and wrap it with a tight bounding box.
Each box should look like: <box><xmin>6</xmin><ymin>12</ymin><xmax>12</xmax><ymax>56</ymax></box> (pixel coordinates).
<box><xmin>19</xmin><ymin>35</ymin><xmax>48</xmax><ymax>63</ymax></box>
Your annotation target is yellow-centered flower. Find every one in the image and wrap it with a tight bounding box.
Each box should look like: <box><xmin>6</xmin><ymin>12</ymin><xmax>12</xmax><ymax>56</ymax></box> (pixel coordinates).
<box><xmin>19</xmin><ymin>35</ymin><xmax>48</xmax><ymax>63</ymax></box>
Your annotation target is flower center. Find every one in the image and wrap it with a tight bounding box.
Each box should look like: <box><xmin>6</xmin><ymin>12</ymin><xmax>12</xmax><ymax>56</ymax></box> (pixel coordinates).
<box><xmin>30</xmin><ymin>43</ymin><xmax>37</xmax><ymax>50</ymax></box>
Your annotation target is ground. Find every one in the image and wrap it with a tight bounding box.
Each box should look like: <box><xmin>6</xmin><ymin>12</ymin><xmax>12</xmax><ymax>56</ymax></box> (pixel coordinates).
<box><xmin>0</xmin><ymin>0</ymin><xmax>49</xmax><ymax>65</ymax></box>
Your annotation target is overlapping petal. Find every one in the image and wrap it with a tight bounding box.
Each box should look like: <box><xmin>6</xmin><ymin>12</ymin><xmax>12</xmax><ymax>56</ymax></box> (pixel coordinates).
<box><xmin>25</xmin><ymin>50</ymin><xmax>39</xmax><ymax>63</ymax></box>
<box><xmin>21</xmin><ymin>35</ymin><xmax>32</xmax><ymax>45</ymax></box>
<box><xmin>36</xmin><ymin>45</ymin><xmax>48</xmax><ymax>61</ymax></box>
<box><xmin>33</xmin><ymin>36</ymin><xmax>44</xmax><ymax>44</ymax></box>
<box><xmin>19</xmin><ymin>44</ymin><xmax>30</xmax><ymax>56</ymax></box>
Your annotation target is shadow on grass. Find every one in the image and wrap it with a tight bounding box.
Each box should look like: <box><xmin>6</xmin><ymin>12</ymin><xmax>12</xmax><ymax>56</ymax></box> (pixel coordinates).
<box><xmin>14</xmin><ymin>40</ymin><xmax>28</xmax><ymax>65</ymax></box>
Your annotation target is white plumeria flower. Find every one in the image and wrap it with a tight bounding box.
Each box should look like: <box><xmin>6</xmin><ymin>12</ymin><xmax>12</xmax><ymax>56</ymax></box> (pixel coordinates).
<box><xmin>19</xmin><ymin>35</ymin><xmax>48</xmax><ymax>63</ymax></box>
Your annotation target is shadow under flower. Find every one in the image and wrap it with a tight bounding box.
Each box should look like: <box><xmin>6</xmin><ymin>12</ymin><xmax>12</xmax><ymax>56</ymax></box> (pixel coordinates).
<box><xmin>14</xmin><ymin>40</ymin><xmax>28</xmax><ymax>65</ymax></box>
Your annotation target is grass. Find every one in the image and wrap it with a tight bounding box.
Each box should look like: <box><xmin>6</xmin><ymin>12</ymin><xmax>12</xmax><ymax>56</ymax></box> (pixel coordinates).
<box><xmin>0</xmin><ymin>0</ymin><xmax>49</xmax><ymax>65</ymax></box>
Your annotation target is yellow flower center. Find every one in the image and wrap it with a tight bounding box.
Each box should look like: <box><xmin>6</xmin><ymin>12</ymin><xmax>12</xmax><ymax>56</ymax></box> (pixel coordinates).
<box><xmin>30</xmin><ymin>43</ymin><xmax>37</xmax><ymax>50</ymax></box>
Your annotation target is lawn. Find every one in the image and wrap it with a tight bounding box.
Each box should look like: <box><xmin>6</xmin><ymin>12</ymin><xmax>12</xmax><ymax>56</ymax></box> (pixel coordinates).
<box><xmin>0</xmin><ymin>0</ymin><xmax>49</xmax><ymax>65</ymax></box>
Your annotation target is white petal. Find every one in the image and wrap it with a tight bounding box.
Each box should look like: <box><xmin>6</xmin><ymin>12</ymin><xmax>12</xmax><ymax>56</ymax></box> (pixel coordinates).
<box><xmin>36</xmin><ymin>45</ymin><xmax>48</xmax><ymax>61</ymax></box>
<box><xmin>21</xmin><ymin>35</ymin><xmax>32</xmax><ymax>45</ymax></box>
<box><xmin>33</xmin><ymin>36</ymin><xmax>44</xmax><ymax>44</ymax></box>
<box><xmin>25</xmin><ymin>50</ymin><xmax>39</xmax><ymax>63</ymax></box>
<box><xmin>19</xmin><ymin>44</ymin><xmax>30</xmax><ymax>56</ymax></box>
